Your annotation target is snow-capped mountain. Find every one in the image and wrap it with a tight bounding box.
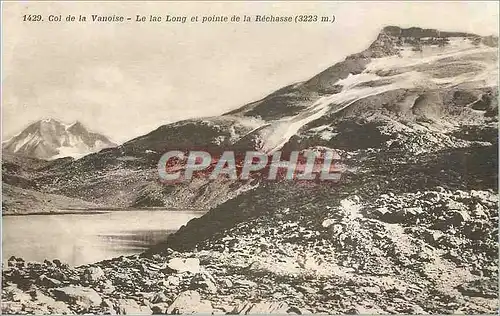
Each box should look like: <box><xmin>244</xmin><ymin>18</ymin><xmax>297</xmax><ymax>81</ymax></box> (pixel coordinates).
<box><xmin>2</xmin><ymin>119</ymin><xmax>117</xmax><ymax>160</ymax></box>
<box><xmin>226</xmin><ymin>26</ymin><xmax>498</xmax><ymax>153</ymax></box>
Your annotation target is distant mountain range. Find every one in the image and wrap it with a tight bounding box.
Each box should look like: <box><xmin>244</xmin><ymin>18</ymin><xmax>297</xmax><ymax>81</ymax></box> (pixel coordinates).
<box><xmin>2</xmin><ymin>119</ymin><xmax>116</xmax><ymax>160</ymax></box>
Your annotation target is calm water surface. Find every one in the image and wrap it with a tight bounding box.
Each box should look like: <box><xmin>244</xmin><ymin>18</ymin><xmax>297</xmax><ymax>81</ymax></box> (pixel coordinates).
<box><xmin>2</xmin><ymin>210</ymin><xmax>203</xmax><ymax>266</ymax></box>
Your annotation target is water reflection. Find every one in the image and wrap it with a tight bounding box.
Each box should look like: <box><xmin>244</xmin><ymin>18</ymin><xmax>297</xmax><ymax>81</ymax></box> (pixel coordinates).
<box><xmin>97</xmin><ymin>229</ymin><xmax>178</xmax><ymax>251</ymax></box>
<box><xmin>2</xmin><ymin>210</ymin><xmax>203</xmax><ymax>266</ymax></box>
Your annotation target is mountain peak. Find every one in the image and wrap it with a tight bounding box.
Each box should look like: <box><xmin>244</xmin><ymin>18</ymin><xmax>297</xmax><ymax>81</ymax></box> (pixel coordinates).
<box><xmin>220</xmin><ymin>24</ymin><xmax>497</xmax><ymax>153</ymax></box>
<box><xmin>41</xmin><ymin>118</ymin><xmax>57</xmax><ymax>123</ymax></box>
<box><xmin>36</xmin><ymin>119</ymin><xmax>84</xmax><ymax>130</ymax></box>
<box><xmin>37</xmin><ymin>118</ymin><xmax>63</xmax><ymax>127</ymax></box>
<box><xmin>3</xmin><ymin>118</ymin><xmax>117</xmax><ymax>160</ymax></box>
<box><xmin>380</xmin><ymin>26</ymin><xmax>479</xmax><ymax>39</ymax></box>
<box><xmin>346</xmin><ymin>25</ymin><xmax>497</xmax><ymax>60</ymax></box>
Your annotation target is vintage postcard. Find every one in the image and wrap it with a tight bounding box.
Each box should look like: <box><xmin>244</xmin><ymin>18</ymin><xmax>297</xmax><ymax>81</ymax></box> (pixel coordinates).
<box><xmin>1</xmin><ymin>1</ymin><xmax>499</xmax><ymax>315</ymax></box>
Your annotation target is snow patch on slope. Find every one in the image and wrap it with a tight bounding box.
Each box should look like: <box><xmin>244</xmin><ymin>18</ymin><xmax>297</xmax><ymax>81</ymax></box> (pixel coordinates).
<box><xmin>12</xmin><ymin>133</ymin><xmax>40</xmax><ymax>153</ymax></box>
<box><xmin>258</xmin><ymin>41</ymin><xmax>497</xmax><ymax>153</ymax></box>
<box><xmin>260</xmin><ymin>96</ymin><xmax>334</xmax><ymax>153</ymax></box>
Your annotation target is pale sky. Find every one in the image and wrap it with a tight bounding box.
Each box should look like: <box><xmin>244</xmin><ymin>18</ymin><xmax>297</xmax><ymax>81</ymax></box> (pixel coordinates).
<box><xmin>2</xmin><ymin>1</ymin><xmax>498</xmax><ymax>143</ymax></box>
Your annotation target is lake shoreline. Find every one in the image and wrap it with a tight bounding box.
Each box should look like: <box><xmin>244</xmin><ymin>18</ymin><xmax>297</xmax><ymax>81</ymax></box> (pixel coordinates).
<box><xmin>2</xmin><ymin>207</ymin><xmax>207</xmax><ymax>216</ymax></box>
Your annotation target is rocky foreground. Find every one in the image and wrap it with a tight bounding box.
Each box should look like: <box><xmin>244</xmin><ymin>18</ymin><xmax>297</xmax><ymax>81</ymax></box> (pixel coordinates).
<box><xmin>2</xmin><ymin>184</ymin><xmax>498</xmax><ymax>314</ymax></box>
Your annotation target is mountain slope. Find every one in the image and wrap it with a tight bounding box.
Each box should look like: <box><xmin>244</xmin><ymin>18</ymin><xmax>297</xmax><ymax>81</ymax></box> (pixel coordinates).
<box><xmin>3</xmin><ymin>119</ymin><xmax>117</xmax><ymax>160</ymax></box>
<box><xmin>228</xmin><ymin>26</ymin><xmax>497</xmax><ymax>153</ymax></box>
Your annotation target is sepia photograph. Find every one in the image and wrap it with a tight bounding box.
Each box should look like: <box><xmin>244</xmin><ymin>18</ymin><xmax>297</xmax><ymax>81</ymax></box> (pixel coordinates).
<box><xmin>1</xmin><ymin>1</ymin><xmax>499</xmax><ymax>314</ymax></box>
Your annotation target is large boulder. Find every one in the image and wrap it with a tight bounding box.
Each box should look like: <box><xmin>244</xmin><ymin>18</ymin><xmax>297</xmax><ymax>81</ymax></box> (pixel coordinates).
<box><xmin>165</xmin><ymin>258</ymin><xmax>200</xmax><ymax>274</ymax></box>
<box><xmin>82</xmin><ymin>266</ymin><xmax>105</xmax><ymax>283</ymax></box>
<box><xmin>37</xmin><ymin>274</ymin><xmax>62</xmax><ymax>288</ymax></box>
<box><xmin>116</xmin><ymin>299</ymin><xmax>153</xmax><ymax>315</ymax></box>
<box><xmin>52</xmin><ymin>286</ymin><xmax>102</xmax><ymax>310</ymax></box>
<box><xmin>166</xmin><ymin>290</ymin><xmax>212</xmax><ymax>314</ymax></box>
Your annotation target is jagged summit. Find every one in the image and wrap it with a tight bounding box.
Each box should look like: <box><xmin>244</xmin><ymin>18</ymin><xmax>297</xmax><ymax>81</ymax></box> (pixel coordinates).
<box><xmin>381</xmin><ymin>25</ymin><xmax>478</xmax><ymax>39</ymax></box>
<box><xmin>3</xmin><ymin>119</ymin><xmax>117</xmax><ymax>160</ymax></box>
<box><xmin>348</xmin><ymin>26</ymin><xmax>498</xmax><ymax>60</ymax></box>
